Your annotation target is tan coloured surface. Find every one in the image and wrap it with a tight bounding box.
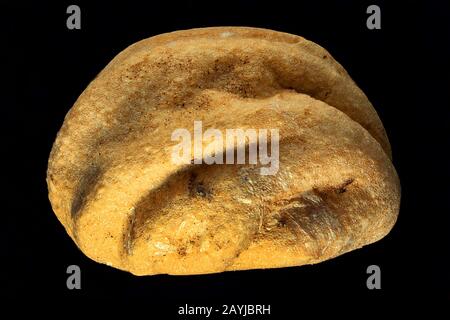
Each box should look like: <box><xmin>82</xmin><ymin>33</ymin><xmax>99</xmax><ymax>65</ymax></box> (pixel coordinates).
<box><xmin>47</xmin><ymin>27</ymin><xmax>400</xmax><ymax>275</ymax></box>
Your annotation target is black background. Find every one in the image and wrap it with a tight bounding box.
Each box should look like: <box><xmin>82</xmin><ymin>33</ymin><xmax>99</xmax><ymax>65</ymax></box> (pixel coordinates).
<box><xmin>4</xmin><ymin>0</ymin><xmax>450</xmax><ymax>313</ymax></box>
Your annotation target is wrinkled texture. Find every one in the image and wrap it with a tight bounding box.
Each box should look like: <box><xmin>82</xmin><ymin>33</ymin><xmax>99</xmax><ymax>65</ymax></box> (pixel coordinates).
<box><xmin>47</xmin><ymin>27</ymin><xmax>400</xmax><ymax>275</ymax></box>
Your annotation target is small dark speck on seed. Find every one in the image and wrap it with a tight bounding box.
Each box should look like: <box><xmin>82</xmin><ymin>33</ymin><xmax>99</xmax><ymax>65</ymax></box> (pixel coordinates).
<box><xmin>196</xmin><ymin>185</ymin><xmax>208</xmax><ymax>197</ymax></box>
<box><xmin>336</xmin><ymin>178</ymin><xmax>355</xmax><ymax>194</ymax></box>
<box><xmin>178</xmin><ymin>247</ymin><xmax>187</xmax><ymax>256</ymax></box>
